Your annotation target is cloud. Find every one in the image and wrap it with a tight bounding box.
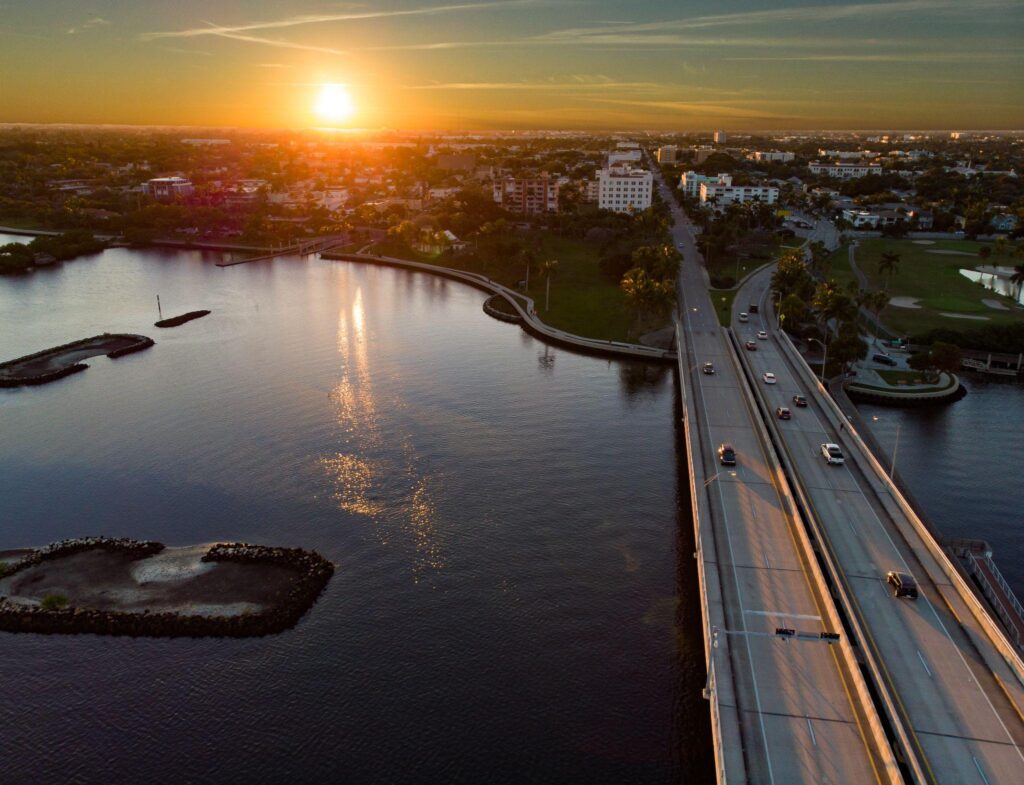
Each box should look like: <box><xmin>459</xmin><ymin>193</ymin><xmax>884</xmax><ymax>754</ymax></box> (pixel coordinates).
<box><xmin>199</xmin><ymin>29</ymin><xmax>349</xmax><ymax>56</ymax></box>
<box><xmin>141</xmin><ymin>1</ymin><xmax>534</xmax><ymax>40</ymax></box>
<box><xmin>66</xmin><ymin>17</ymin><xmax>110</xmax><ymax>35</ymax></box>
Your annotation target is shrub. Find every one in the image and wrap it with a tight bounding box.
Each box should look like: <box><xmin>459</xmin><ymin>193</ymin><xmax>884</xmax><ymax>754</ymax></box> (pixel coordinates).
<box><xmin>40</xmin><ymin>593</ymin><xmax>69</xmax><ymax>611</ymax></box>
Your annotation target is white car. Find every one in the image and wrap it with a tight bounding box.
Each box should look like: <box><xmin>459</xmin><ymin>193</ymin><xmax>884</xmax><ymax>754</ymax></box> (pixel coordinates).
<box><xmin>820</xmin><ymin>443</ymin><xmax>845</xmax><ymax>465</ymax></box>
<box><xmin>757</xmin><ymin>330</ymin><xmax>768</xmax><ymax>340</ymax></box>
<box><xmin>762</xmin><ymin>372</ymin><xmax>777</xmax><ymax>384</ymax></box>
<box><xmin>738</xmin><ymin>312</ymin><xmax>749</xmax><ymax>323</ymax></box>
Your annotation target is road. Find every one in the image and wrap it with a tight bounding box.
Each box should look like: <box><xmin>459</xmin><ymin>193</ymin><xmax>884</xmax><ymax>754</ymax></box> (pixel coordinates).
<box><xmin>656</xmin><ymin>173</ymin><xmax>887</xmax><ymax>783</ymax></box>
<box><xmin>734</xmin><ymin>264</ymin><xmax>1024</xmax><ymax>785</ymax></box>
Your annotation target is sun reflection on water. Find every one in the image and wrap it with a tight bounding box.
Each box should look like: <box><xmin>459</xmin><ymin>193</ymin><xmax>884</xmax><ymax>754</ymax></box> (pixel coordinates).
<box><xmin>320</xmin><ymin>281</ymin><xmax>444</xmax><ymax>577</ymax></box>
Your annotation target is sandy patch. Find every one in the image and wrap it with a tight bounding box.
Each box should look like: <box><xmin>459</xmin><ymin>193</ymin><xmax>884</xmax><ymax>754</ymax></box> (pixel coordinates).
<box><xmin>131</xmin><ymin>544</ymin><xmax>215</xmax><ymax>583</ymax></box>
<box><xmin>982</xmin><ymin>299</ymin><xmax>1010</xmax><ymax>311</ymax></box>
<box><xmin>889</xmin><ymin>296</ymin><xmax>922</xmax><ymax>309</ymax></box>
<box><xmin>912</xmin><ymin>240</ymin><xmax>935</xmax><ymax>245</ymax></box>
<box><xmin>940</xmin><ymin>313</ymin><xmax>989</xmax><ymax>320</ymax></box>
<box><xmin>927</xmin><ymin>249</ymin><xmax>976</xmax><ymax>256</ymax></box>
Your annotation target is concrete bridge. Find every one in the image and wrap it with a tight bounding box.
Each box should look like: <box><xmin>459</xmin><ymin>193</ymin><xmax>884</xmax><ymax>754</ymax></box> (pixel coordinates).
<box><xmin>654</xmin><ymin>166</ymin><xmax>1024</xmax><ymax>785</ymax></box>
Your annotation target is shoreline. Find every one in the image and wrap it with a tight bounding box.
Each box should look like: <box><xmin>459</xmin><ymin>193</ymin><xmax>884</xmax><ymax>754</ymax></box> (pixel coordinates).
<box><xmin>0</xmin><ymin>333</ymin><xmax>154</xmax><ymax>387</ymax></box>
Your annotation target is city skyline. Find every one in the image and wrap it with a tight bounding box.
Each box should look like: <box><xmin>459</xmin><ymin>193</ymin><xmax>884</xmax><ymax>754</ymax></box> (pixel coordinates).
<box><xmin>2</xmin><ymin>0</ymin><xmax>1023</xmax><ymax>130</ymax></box>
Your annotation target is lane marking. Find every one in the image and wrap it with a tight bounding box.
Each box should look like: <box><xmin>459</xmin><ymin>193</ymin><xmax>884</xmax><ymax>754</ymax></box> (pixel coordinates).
<box><xmin>746</xmin><ymin>610</ymin><xmax>823</xmax><ymax>621</ymax></box>
<box><xmin>973</xmin><ymin>756</ymin><xmax>991</xmax><ymax>785</ymax></box>
<box><xmin>807</xmin><ymin>717</ymin><xmax>817</xmax><ymax>746</ymax></box>
<box><xmin>917</xmin><ymin>650</ymin><xmax>933</xmax><ymax>678</ymax></box>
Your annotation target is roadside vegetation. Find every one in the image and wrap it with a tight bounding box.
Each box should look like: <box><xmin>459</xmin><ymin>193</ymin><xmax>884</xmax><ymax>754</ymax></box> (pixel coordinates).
<box><xmin>0</xmin><ymin>230</ymin><xmax>107</xmax><ymax>274</ymax></box>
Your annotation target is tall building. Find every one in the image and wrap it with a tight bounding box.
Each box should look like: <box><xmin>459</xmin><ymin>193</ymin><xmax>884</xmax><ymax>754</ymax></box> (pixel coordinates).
<box><xmin>492</xmin><ymin>173</ymin><xmax>559</xmax><ymax>214</ymax></box>
<box><xmin>598</xmin><ymin>167</ymin><xmax>653</xmax><ymax>214</ymax></box>
<box><xmin>750</xmin><ymin>151</ymin><xmax>795</xmax><ymax>163</ymax></box>
<box><xmin>713</xmin><ymin>131</ymin><xmax>728</xmax><ymax>144</ymax></box>
<box><xmin>679</xmin><ymin>171</ymin><xmax>731</xmax><ymax>198</ymax></box>
<box><xmin>656</xmin><ymin>146</ymin><xmax>681</xmax><ymax>164</ymax></box>
<box><xmin>808</xmin><ymin>162</ymin><xmax>883</xmax><ymax>179</ymax></box>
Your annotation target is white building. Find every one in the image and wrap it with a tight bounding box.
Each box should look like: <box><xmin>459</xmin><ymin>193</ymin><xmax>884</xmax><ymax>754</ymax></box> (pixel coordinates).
<box><xmin>699</xmin><ymin>181</ymin><xmax>778</xmax><ymax>207</ymax></box>
<box><xmin>842</xmin><ymin>209</ymin><xmax>880</xmax><ymax>228</ymax></box>
<box><xmin>713</xmin><ymin>131</ymin><xmax>728</xmax><ymax>144</ymax></box>
<box><xmin>750</xmin><ymin>151</ymin><xmax>795</xmax><ymax>163</ymax></box>
<box><xmin>809</xmin><ymin>162</ymin><xmax>883</xmax><ymax>179</ymax></box>
<box><xmin>608</xmin><ymin>149</ymin><xmax>643</xmax><ymax>167</ymax></box>
<box><xmin>143</xmin><ymin>176</ymin><xmax>194</xmax><ymax>200</ymax></box>
<box><xmin>818</xmin><ymin>149</ymin><xmax>876</xmax><ymax>160</ymax></box>
<box><xmin>598</xmin><ymin>167</ymin><xmax>653</xmax><ymax>214</ymax></box>
<box><xmin>679</xmin><ymin>171</ymin><xmax>731</xmax><ymax>198</ymax></box>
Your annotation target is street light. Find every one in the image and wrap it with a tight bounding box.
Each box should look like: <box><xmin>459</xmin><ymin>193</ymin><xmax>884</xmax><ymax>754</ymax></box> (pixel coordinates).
<box><xmin>808</xmin><ymin>337</ymin><xmax>828</xmax><ymax>383</ymax></box>
<box><xmin>872</xmin><ymin>415</ymin><xmax>901</xmax><ymax>479</ymax></box>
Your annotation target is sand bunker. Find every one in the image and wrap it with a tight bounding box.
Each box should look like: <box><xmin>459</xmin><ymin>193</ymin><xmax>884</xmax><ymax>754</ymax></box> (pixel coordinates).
<box><xmin>889</xmin><ymin>296</ymin><xmax>922</xmax><ymax>309</ymax></box>
<box><xmin>912</xmin><ymin>240</ymin><xmax>936</xmax><ymax>245</ymax></box>
<box><xmin>982</xmin><ymin>299</ymin><xmax>1010</xmax><ymax>311</ymax></box>
<box><xmin>940</xmin><ymin>313</ymin><xmax>989</xmax><ymax>320</ymax></box>
<box><xmin>927</xmin><ymin>250</ymin><xmax>976</xmax><ymax>256</ymax></box>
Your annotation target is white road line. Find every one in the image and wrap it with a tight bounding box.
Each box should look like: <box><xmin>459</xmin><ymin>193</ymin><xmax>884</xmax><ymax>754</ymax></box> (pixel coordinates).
<box><xmin>746</xmin><ymin>610</ymin><xmax>823</xmax><ymax>621</ymax></box>
<box><xmin>807</xmin><ymin>717</ymin><xmax>817</xmax><ymax>746</ymax></box>
<box><xmin>972</xmin><ymin>756</ymin><xmax>991</xmax><ymax>785</ymax></box>
<box><xmin>763</xmin><ymin>553</ymin><xmax>771</xmax><ymax>569</ymax></box>
<box><xmin>917</xmin><ymin>649</ymin><xmax>933</xmax><ymax>677</ymax></box>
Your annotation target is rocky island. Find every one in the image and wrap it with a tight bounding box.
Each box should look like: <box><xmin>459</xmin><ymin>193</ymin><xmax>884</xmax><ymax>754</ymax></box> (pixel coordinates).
<box><xmin>155</xmin><ymin>309</ymin><xmax>211</xmax><ymax>328</ymax></box>
<box><xmin>0</xmin><ymin>333</ymin><xmax>154</xmax><ymax>387</ymax></box>
<box><xmin>0</xmin><ymin>538</ymin><xmax>334</xmax><ymax>637</ymax></box>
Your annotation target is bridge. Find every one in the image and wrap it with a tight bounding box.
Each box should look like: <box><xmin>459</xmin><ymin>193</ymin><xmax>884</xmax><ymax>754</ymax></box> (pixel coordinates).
<box><xmin>653</xmin><ymin>167</ymin><xmax>1024</xmax><ymax>784</ymax></box>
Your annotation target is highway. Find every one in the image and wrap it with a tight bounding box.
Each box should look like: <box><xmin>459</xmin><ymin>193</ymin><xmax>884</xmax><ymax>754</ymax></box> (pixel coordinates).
<box><xmin>657</xmin><ymin>171</ymin><xmax>889</xmax><ymax>783</ymax></box>
<box><xmin>733</xmin><ymin>264</ymin><xmax>1024</xmax><ymax>785</ymax></box>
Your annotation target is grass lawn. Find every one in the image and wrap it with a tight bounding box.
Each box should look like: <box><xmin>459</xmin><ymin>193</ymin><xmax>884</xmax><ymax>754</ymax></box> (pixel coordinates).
<box><xmin>840</xmin><ymin>238</ymin><xmax>1024</xmax><ymax>336</ymax></box>
<box><xmin>369</xmin><ymin>234</ymin><xmax>637</xmax><ymax>342</ymax></box>
<box><xmin>875</xmin><ymin>369</ymin><xmax>931</xmax><ymax>385</ymax></box>
<box><xmin>709</xmin><ymin>288</ymin><xmax>737</xmax><ymax>326</ymax></box>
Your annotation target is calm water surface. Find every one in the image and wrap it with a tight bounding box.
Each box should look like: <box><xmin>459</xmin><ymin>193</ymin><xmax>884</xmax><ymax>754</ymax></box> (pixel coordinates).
<box><xmin>0</xmin><ymin>237</ymin><xmax>711</xmax><ymax>785</ymax></box>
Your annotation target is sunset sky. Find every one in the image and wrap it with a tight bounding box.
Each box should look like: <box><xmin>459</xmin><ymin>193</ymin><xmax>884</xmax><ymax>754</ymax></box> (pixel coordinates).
<box><xmin>2</xmin><ymin>0</ymin><xmax>1022</xmax><ymax>130</ymax></box>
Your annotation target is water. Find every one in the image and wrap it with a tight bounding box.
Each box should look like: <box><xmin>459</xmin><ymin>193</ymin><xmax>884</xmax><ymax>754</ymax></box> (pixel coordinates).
<box><xmin>857</xmin><ymin>375</ymin><xmax>1024</xmax><ymax>595</ymax></box>
<box><xmin>0</xmin><ymin>237</ymin><xmax>711</xmax><ymax>785</ymax></box>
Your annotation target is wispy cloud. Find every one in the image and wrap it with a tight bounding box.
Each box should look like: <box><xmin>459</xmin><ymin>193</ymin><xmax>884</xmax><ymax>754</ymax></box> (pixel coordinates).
<box><xmin>66</xmin><ymin>17</ymin><xmax>110</xmax><ymax>35</ymax></box>
<box><xmin>141</xmin><ymin>1</ymin><xmax>534</xmax><ymax>40</ymax></box>
<box><xmin>723</xmin><ymin>52</ymin><xmax>1023</xmax><ymax>63</ymax></box>
<box><xmin>199</xmin><ymin>29</ymin><xmax>349</xmax><ymax>56</ymax></box>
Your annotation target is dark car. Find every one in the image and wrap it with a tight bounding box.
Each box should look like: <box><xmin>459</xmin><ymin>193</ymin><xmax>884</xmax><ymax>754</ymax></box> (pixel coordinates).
<box><xmin>872</xmin><ymin>354</ymin><xmax>898</xmax><ymax>367</ymax></box>
<box><xmin>749</xmin><ymin>304</ymin><xmax>759</xmax><ymax>313</ymax></box>
<box><xmin>776</xmin><ymin>406</ymin><xmax>792</xmax><ymax>420</ymax></box>
<box><xmin>886</xmin><ymin>571</ymin><xmax>919</xmax><ymax>599</ymax></box>
<box><xmin>702</xmin><ymin>362</ymin><xmax>715</xmax><ymax>375</ymax></box>
<box><xmin>745</xmin><ymin>340</ymin><xmax>758</xmax><ymax>351</ymax></box>
<box><xmin>718</xmin><ymin>443</ymin><xmax>737</xmax><ymax>466</ymax></box>
<box><xmin>793</xmin><ymin>394</ymin><xmax>808</xmax><ymax>407</ymax></box>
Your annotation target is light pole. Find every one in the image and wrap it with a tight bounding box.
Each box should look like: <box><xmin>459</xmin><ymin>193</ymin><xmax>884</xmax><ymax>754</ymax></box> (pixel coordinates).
<box><xmin>872</xmin><ymin>416</ymin><xmax>901</xmax><ymax>479</ymax></box>
<box><xmin>808</xmin><ymin>337</ymin><xmax>828</xmax><ymax>383</ymax></box>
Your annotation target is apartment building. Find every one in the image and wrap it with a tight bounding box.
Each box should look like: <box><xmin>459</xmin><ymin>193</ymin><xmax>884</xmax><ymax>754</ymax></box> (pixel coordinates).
<box><xmin>750</xmin><ymin>151</ymin><xmax>795</xmax><ymax>163</ymax></box>
<box><xmin>608</xmin><ymin>149</ymin><xmax>643</xmax><ymax>167</ymax></box>
<box><xmin>143</xmin><ymin>176</ymin><xmax>194</xmax><ymax>200</ymax></box>
<box><xmin>656</xmin><ymin>146</ymin><xmax>681</xmax><ymax>164</ymax></box>
<box><xmin>492</xmin><ymin>173</ymin><xmax>559</xmax><ymax>214</ymax></box>
<box><xmin>679</xmin><ymin>171</ymin><xmax>731</xmax><ymax>198</ymax></box>
<box><xmin>598</xmin><ymin>167</ymin><xmax>653</xmax><ymax>214</ymax></box>
<box><xmin>809</xmin><ymin>162</ymin><xmax>883</xmax><ymax>179</ymax></box>
<box><xmin>699</xmin><ymin>181</ymin><xmax>779</xmax><ymax>206</ymax></box>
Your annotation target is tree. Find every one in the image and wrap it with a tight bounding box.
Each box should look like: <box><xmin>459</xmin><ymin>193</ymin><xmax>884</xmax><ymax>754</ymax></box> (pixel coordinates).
<box><xmin>877</xmin><ymin>250</ymin><xmax>900</xmax><ymax>289</ymax></box>
<box><xmin>779</xmin><ymin>293</ymin><xmax>809</xmax><ymax>327</ymax></box>
<box><xmin>978</xmin><ymin>245</ymin><xmax>992</xmax><ymax>261</ymax></box>
<box><xmin>865</xmin><ymin>289</ymin><xmax>891</xmax><ymax>337</ymax></box>
<box><xmin>829</xmin><ymin>324</ymin><xmax>867</xmax><ymax>370</ymax></box>
<box><xmin>771</xmin><ymin>248</ymin><xmax>814</xmax><ymax>299</ymax></box>
<box><xmin>930</xmin><ymin>342</ymin><xmax>963</xmax><ymax>374</ymax></box>
<box><xmin>812</xmin><ymin>279</ymin><xmax>855</xmax><ymax>326</ymax></box>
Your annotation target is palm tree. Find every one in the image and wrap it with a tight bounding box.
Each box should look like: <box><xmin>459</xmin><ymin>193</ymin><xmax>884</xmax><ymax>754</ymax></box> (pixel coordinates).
<box><xmin>1011</xmin><ymin>264</ymin><xmax>1024</xmax><ymax>299</ymax></box>
<box><xmin>877</xmin><ymin>251</ymin><xmax>900</xmax><ymax>290</ymax></box>
<box><xmin>866</xmin><ymin>289</ymin><xmax>891</xmax><ymax>338</ymax></box>
<box><xmin>540</xmin><ymin>259</ymin><xmax>558</xmax><ymax>312</ymax></box>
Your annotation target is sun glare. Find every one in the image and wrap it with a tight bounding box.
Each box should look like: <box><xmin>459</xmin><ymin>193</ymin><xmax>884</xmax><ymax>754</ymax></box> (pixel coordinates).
<box><xmin>315</xmin><ymin>83</ymin><xmax>356</xmax><ymax>124</ymax></box>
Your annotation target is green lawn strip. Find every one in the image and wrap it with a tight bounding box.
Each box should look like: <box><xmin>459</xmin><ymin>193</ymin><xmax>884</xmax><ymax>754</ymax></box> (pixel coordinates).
<box><xmin>849</xmin><ymin>374</ymin><xmax>956</xmax><ymax>394</ymax></box>
<box><xmin>849</xmin><ymin>239</ymin><xmax>1023</xmax><ymax>335</ymax></box>
<box><xmin>708</xmin><ymin>288</ymin><xmax>737</xmax><ymax>326</ymax></box>
<box><xmin>875</xmin><ymin>369</ymin><xmax>932</xmax><ymax>385</ymax></box>
<box><xmin>369</xmin><ymin>235</ymin><xmax>635</xmax><ymax>342</ymax></box>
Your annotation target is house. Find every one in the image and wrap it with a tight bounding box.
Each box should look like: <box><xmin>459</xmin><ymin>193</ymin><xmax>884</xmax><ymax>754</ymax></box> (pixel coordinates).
<box><xmin>991</xmin><ymin>214</ymin><xmax>1018</xmax><ymax>233</ymax></box>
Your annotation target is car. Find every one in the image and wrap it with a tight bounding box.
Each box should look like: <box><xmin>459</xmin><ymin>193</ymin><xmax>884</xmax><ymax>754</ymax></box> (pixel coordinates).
<box><xmin>776</xmin><ymin>406</ymin><xmax>791</xmax><ymax>420</ymax></box>
<box><xmin>702</xmin><ymin>362</ymin><xmax>715</xmax><ymax>375</ymax></box>
<box><xmin>872</xmin><ymin>353</ymin><xmax>897</xmax><ymax>367</ymax></box>
<box><xmin>820</xmin><ymin>443</ymin><xmax>845</xmax><ymax>465</ymax></box>
<box><xmin>745</xmin><ymin>340</ymin><xmax>757</xmax><ymax>351</ymax></box>
<box><xmin>738</xmin><ymin>312</ymin><xmax>749</xmax><ymax>323</ymax></box>
<box><xmin>718</xmin><ymin>443</ymin><xmax>737</xmax><ymax>466</ymax></box>
<box><xmin>749</xmin><ymin>304</ymin><xmax>759</xmax><ymax>313</ymax></box>
<box><xmin>886</xmin><ymin>571</ymin><xmax>919</xmax><ymax>599</ymax></box>
<box><xmin>763</xmin><ymin>372</ymin><xmax>777</xmax><ymax>384</ymax></box>
<box><xmin>757</xmin><ymin>330</ymin><xmax>768</xmax><ymax>340</ymax></box>
<box><xmin>793</xmin><ymin>394</ymin><xmax>808</xmax><ymax>407</ymax></box>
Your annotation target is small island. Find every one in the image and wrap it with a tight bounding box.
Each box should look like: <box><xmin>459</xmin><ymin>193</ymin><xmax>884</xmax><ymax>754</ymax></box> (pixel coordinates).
<box><xmin>155</xmin><ymin>309</ymin><xmax>211</xmax><ymax>328</ymax></box>
<box><xmin>0</xmin><ymin>333</ymin><xmax>154</xmax><ymax>387</ymax></box>
<box><xmin>0</xmin><ymin>538</ymin><xmax>334</xmax><ymax>637</ymax></box>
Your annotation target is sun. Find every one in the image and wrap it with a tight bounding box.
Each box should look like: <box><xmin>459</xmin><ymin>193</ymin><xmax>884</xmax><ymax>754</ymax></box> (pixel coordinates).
<box><xmin>315</xmin><ymin>83</ymin><xmax>356</xmax><ymax>124</ymax></box>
